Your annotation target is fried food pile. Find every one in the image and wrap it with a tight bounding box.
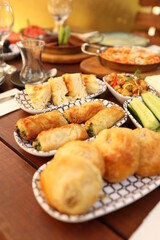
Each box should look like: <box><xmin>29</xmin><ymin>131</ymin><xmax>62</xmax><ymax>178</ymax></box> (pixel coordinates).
<box><xmin>40</xmin><ymin>127</ymin><xmax>160</xmax><ymax>215</ymax></box>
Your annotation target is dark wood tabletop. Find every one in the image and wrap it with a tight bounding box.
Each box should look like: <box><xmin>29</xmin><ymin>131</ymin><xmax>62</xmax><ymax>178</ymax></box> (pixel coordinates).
<box><xmin>0</xmin><ymin>55</ymin><xmax>160</xmax><ymax>240</ymax></box>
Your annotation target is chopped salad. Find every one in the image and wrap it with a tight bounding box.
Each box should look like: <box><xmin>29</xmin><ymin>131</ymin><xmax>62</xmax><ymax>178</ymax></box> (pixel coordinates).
<box><xmin>105</xmin><ymin>72</ymin><xmax>148</xmax><ymax>97</ymax></box>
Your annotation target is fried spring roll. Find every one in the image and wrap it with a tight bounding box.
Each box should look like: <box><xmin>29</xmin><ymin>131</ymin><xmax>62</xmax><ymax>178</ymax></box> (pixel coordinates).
<box><xmin>63</xmin><ymin>101</ymin><xmax>105</xmax><ymax>123</ymax></box>
<box><xmin>15</xmin><ymin>110</ymin><xmax>68</xmax><ymax>140</ymax></box>
<box><xmin>85</xmin><ymin>106</ymin><xmax>125</xmax><ymax>137</ymax></box>
<box><xmin>32</xmin><ymin>124</ymin><xmax>88</xmax><ymax>151</ymax></box>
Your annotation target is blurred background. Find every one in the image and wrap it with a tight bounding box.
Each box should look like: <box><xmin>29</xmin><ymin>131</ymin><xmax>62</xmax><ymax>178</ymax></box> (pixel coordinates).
<box><xmin>9</xmin><ymin>0</ymin><xmax>150</xmax><ymax>33</ymax></box>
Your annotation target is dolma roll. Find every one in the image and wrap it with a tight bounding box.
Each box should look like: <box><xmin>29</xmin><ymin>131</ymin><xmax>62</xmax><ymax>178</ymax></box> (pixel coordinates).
<box><xmin>32</xmin><ymin>123</ymin><xmax>88</xmax><ymax>151</ymax></box>
<box><xmin>85</xmin><ymin>106</ymin><xmax>125</xmax><ymax>137</ymax></box>
<box><xmin>63</xmin><ymin>101</ymin><xmax>105</xmax><ymax>124</ymax></box>
<box><xmin>15</xmin><ymin>110</ymin><xmax>68</xmax><ymax>140</ymax></box>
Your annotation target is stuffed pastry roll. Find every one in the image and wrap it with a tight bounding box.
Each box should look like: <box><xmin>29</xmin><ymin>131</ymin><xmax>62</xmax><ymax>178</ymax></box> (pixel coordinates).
<box><xmin>85</xmin><ymin>106</ymin><xmax>125</xmax><ymax>137</ymax></box>
<box><xmin>63</xmin><ymin>101</ymin><xmax>105</xmax><ymax>123</ymax></box>
<box><xmin>15</xmin><ymin>110</ymin><xmax>68</xmax><ymax>140</ymax></box>
<box><xmin>32</xmin><ymin>123</ymin><xmax>88</xmax><ymax>151</ymax></box>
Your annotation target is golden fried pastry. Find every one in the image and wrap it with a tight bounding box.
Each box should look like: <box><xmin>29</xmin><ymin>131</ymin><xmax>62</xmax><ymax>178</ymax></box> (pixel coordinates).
<box><xmin>40</xmin><ymin>155</ymin><xmax>102</xmax><ymax>215</ymax></box>
<box><xmin>15</xmin><ymin>110</ymin><xmax>68</xmax><ymax>140</ymax></box>
<box><xmin>63</xmin><ymin>101</ymin><xmax>105</xmax><ymax>123</ymax></box>
<box><xmin>48</xmin><ymin>76</ymin><xmax>74</xmax><ymax>106</ymax></box>
<box><xmin>62</xmin><ymin>73</ymin><xmax>88</xmax><ymax>99</ymax></box>
<box><xmin>54</xmin><ymin>140</ymin><xmax>105</xmax><ymax>176</ymax></box>
<box><xmin>85</xmin><ymin>106</ymin><xmax>125</xmax><ymax>137</ymax></box>
<box><xmin>32</xmin><ymin>123</ymin><xmax>88</xmax><ymax>151</ymax></box>
<box><xmin>134</xmin><ymin>128</ymin><xmax>160</xmax><ymax>177</ymax></box>
<box><xmin>81</xmin><ymin>74</ymin><xmax>98</xmax><ymax>94</ymax></box>
<box><xmin>25</xmin><ymin>82</ymin><xmax>51</xmax><ymax>109</ymax></box>
<box><xmin>91</xmin><ymin>127</ymin><xmax>140</xmax><ymax>182</ymax></box>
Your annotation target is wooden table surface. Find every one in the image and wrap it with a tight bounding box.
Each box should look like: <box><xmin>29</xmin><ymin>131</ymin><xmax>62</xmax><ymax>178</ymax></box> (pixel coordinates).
<box><xmin>0</xmin><ymin>56</ymin><xmax>160</xmax><ymax>240</ymax></box>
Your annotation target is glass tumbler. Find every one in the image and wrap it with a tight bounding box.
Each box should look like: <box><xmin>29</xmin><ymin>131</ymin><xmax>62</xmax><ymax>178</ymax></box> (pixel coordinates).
<box><xmin>17</xmin><ymin>40</ymin><xmax>45</xmax><ymax>85</ymax></box>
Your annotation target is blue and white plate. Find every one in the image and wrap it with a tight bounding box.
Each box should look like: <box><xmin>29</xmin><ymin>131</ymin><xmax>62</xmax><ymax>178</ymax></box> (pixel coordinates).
<box><xmin>1</xmin><ymin>44</ymin><xmax>20</xmax><ymax>61</ymax></box>
<box><xmin>32</xmin><ymin>161</ymin><xmax>160</xmax><ymax>223</ymax></box>
<box><xmin>14</xmin><ymin>98</ymin><xmax>127</xmax><ymax>157</ymax></box>
<box><xmin>14</xmin><ymin>78</ymin><xmax>107</xmax><ymax>114</ymax></box>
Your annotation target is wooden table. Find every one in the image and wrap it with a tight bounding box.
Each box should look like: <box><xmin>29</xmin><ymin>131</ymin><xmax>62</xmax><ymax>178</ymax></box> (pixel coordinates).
<box><xmin>0</xmin><ymin>56</ymin><xmax>160</xmax><ymax>240</ymax></box>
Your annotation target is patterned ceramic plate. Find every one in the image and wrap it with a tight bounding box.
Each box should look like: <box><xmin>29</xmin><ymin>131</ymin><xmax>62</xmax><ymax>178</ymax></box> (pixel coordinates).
<box><xmin>32</xmin><ymin>161</ymin><xmax>160</xmax><ymax>223</ymax></box>
<box><xmin>14</xmin><ymin>78</ymin><xmax>107</xmax><ymax>114</ymax></box>
<box><xmin>14</xmin><ymin>98</ymin><xmax>127</xmax><ymax>157</ymax></box>
<box><xmin>1</xmin><ymin>44</ymin><xmax>20</xmax><ymax>61</ymax></box>
<box><xmin>123</xmin><ymin>98</ymin><xmax>143</xmax><ymax>128</ymax></box>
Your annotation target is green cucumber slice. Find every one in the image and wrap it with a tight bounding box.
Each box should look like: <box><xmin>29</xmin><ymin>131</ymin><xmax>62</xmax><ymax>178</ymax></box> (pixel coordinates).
<box><xmin>130</xmin><ymin>98</ymin><xmax>160</xmax><ymax>130</ymax></box>
<box><xmin>142</xmin><ymin>92</ymin><xmax>160</xmax><ymax>121</ymax></box>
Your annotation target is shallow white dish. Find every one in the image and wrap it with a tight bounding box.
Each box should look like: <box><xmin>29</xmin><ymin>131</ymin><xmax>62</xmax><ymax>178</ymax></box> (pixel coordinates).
<box><xmin>103</xmin><ymin>74</ymin><xmax>156</xmax><ymax>104</ymax></box>
<box><xmin>14</xmin><ymin>98</ymin><xmax>127</xmax><ymax>157</ymax></box>
<box><xmin>1</xmin><ymin>44</ymin><xmax>20</xmax><ymax>61</ymax></box>
<box><xmin>32</xmin><ymin>161</ymin><xmax>160</xmax><ymax>223</ymax></box>
<box><xmin>123</xmin><ymin>98</ymin><xmax>143</xmax><ymax>128</ymax></box>
<box><xmin>15</xmin><ymin>78</ymin><xmax>107</xmax><ymax>114</ymax></box>
<box><xmin>145</xmin><ymin>75</ymin><xmax>160</xmax><ymax>97</ymax></box>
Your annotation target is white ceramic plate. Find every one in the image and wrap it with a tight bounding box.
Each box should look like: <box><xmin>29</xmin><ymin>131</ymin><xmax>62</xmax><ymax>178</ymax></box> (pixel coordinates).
<box><xmin>14</xmin><ymin>98</ymin><xmax>127</xmax><ymax>157</ymax></box>
<box><xmin>123</xmin><ymin>98</ymin><xmax>143</xmax><ymax>128</ymax></box>
<box><xmin>103</xmin><ymin>74</ymin><xmax>156</xmax><ymax>104</ymax></box>
<box><xmin>32</xmin><ymin>162</ymin><xmax>160</xmax><ymax>223</ymax></box>
<box><xmin>89</xmin><ymin>32</ymin><xmax>150</xmax><ymax>47</ymax></box>
<box><xmin>14</xmin><ymin>78</ymin><xmax>107</xmax><ymax>114</ymax></box>
<box><xmin>1</xmin><ymin>44</ymin><xmax>20</xmax><ymax>61</ymax></box>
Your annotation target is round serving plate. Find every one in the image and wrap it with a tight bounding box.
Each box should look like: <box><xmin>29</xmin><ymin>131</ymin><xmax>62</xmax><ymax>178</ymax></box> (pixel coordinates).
<box><xmin>99</xmin><ymin>57</ymin><xmax>160</xmax><ymax>73</ymax></box>
<box><xmin>88</xmin><ymin>32</ymin><xmax>150</xmax><ymax>47</ymax></box>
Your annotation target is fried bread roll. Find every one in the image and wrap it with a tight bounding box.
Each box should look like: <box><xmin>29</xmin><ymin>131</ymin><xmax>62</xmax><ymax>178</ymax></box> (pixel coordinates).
<box><xmin>15</xmin><ymin>110</ymin><xmax>68</xmax><ymax>140</ymax></box>
<box><xmin>25</xmin><ymin>82</ymin><xmax>51</xmax><ymax>109</ymax></box>
<box><xmin>40</xmin><ymin>155</ymin><xmax>102</xmax><ymax>215</ymax></box>
<box><xmin>63</xmin><ymin>101</ymin><xmax>105</xmax><ymax>123</ymax></box>
<box><xmin>54</xmin><ymin>140</ymin><xmax>105</xmax><ymax>176</ymax></box>
<box><xmin>134</xmin><ymin>128</ymin><xmax>160</xmax><ymax>177</ymax></box>
<box><xmin>91</xmin><ymin>127</ymin><xmax>140</xmax><ymax>182</ymax></box>
<box><xmin>85</xmin><ymin>106</ymin><xmax>125</xmax><ymax>137</ymax></box>
<box><xmin>32</xmin><ymin>123</ymin><xmax>88</xmax><ymax>151</ymax></box>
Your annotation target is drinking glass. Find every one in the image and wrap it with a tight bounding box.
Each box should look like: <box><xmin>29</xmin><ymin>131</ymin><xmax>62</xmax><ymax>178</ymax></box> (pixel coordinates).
<box><xmin>0</xmin><ymin>0</ymin><xmax>16</xmax><ymax>74</ymax></box>
<box><xmin>17</xmin><ymin>39</ymin><xmax>46</xmax><ymax>85</ymax></box>
<box><xmin>47</xmin><ymin>0</ymin><xmax>72</xmax><ymax>32</ymax></box>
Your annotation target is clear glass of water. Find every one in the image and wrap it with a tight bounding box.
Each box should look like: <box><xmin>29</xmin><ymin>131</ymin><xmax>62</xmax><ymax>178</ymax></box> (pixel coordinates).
<box><xmin>48</xmin><ymin>0</ymin><xmax>72</xmax><ymax>32</ymax></box>
<box><xmin>0</xmin><ymin>0</ymin><xmax>16</xmax><ymax>74</ymax></box>
<box><xmin>17</xmin><ymin>40</ymin><xmax>46</xmax><ymax>85</ymax></box>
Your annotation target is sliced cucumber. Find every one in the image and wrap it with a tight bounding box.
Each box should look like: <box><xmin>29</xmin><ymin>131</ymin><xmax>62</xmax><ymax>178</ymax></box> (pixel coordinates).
<box><xmin>63</xmin><ymin>25</ymin><xmax>70</xmax><ymax>45</ymax></box>
<box><xmin>127</xmin><ymin>103</ymin><xmax>142</xmax><ymax>125</ymax></box>
<box><xmin>130</xmin><ymin>98</ymin><xmax>160</xmax><ymax>130</ymax></box>
<box><xmin>58</xmin><ymin>25</ymin><xmax>65</xmax><ymax>45</ymax></box>
<box><xmin>142</xmin><ymin>92</ymin><xmax>160</xmax><ymax>121</ymax></box>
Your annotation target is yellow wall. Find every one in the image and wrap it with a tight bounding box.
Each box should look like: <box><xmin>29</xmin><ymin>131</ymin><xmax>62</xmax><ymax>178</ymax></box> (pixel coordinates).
<box><xmin>9</xmin><ymin>0</ymin><xmax>149</xmax><ymax>33</ymax></box>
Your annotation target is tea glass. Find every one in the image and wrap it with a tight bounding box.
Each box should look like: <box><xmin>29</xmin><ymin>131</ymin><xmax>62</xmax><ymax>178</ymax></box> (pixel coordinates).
<box><xmin>17</xmin><ymin>39</ymin><xmax>46</xmax><ymax>85</ymax></box>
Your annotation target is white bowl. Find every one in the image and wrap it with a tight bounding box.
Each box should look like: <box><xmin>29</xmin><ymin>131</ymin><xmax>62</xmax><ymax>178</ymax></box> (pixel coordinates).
<box><xmin>103</xmin><ymin>74</ymin><xmax>156</xmax><ymax>104</ymax></box>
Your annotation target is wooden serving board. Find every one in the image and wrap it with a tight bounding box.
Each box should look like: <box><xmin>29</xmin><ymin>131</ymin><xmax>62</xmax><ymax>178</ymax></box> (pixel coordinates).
<box><xmin>42</xmin><ymin>52</ymin><xmax>89</xmax><ymax>64</ymax></box>
<box><xmin>80</xmin><ymin>56</ymin><xmax>160</xmax><ymax>79</ymax></box>
<box><xmin>80</xmin><ymin>56</ymin><xmax>113</xmax><ymax>78</ymax></box>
